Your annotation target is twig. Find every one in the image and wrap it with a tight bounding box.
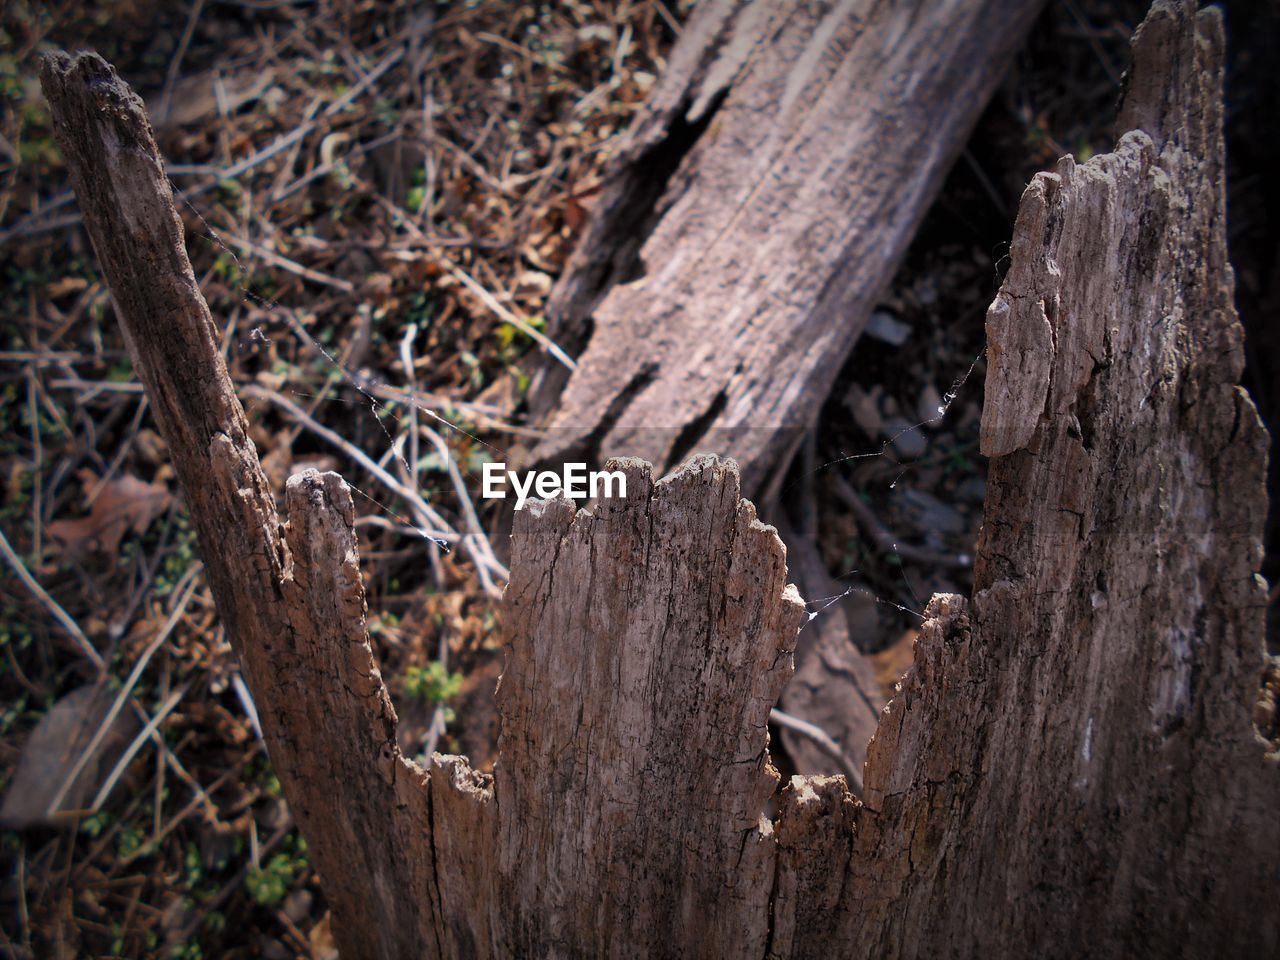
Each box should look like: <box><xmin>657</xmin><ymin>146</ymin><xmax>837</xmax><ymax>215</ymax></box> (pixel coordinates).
<box><xmin>122</xmin><ymin>741</ymin><xmax>262</xmax><ymax>866</ymax></box>
<box><xmin>442</xmin><ymin>257</ymin><xmax>577</xmax><ymax>370</ymax></box>
<box><xmin>396</xmin><ymin>324</ymin><xmax>447</xmax><ymax>591</ymax></box>
<box><xmin>0</xmin><ymin>524</ymin><xmax>104</xmax><ymax>673</ymax></box>
<box><xmin>218</xmin><ymin>230</ymin><xmax>355</xmax><ymax>292</ymax></box>
<box><xmin>25</xmin><ymin>371</ymin><xmax>43</xmax><ymax>562</ymax></box>
<box><xmin>244</xmin><ymin>386</ymin><xmax>454</xmax><ymax>539</ymax></box>
<box><xmin>89</xmin><ymin>683</ymin><xmax>190</xmax><ymax>810</ymax></box>
<box><xmin>46</xmin><ymin>578</ymin><xmax>199</xmax><ymax>815</ymax></box>
<box><xmin>0</xmin><ymin>47</ymin><xmax>405</xmax><ymax>247</ymax></box>
<box><xmin>769</xmin><ymin>707</ymin><xmax>863</xmax><ymax>794</ymax></box>
<box><xmin>156</xmin><ymin>0</ymin><xmax>207</xmax><ymax>123</ymax></box>
<box><xmin>16</xmin><ymin>847</ymin><xmax>29</xmax><ymax>950</ymax></box>
<box><xmin>243</xmin><ymin>385</ymin><xmax>509</xmax><ymax>594</ymax></box>
<box><xmin>653</xmin><ymin>0</ymin><xmax>682</xmax><ymax>36</ymax></box>
<box><xmin>85</xmin><ymin>394</ymin><xmax>149</xmax><ymax>505</ymax></box>
<box><xmin>829</xmin><ymin>474</ymin><xmax>973</xmax><ymax>570</ymax></box>
<box><xmin>231</xmin><ymin>671</ymin><xmax>262</xmax><ymax>739</ymax></box>
<box><xmin>398</xmin><ymin>324</ymin><xmax>422</xmax><ymax>497</ymax></box>
<box><xmin>369</xmin><ymin>382</ymin><xmax>546</xmax><ymax>440</ymax></box>
<box><xmin>174</xmin><ymin>816</ymin><xmax>293</xmax><ymax>944</ymax></box>
<box><xmin>1061</xmin><ymin>0</ymin><xmax>1122</xmax><ymax>85</ymax></box>
<box><xmin>269</xmin><ymin>129</ymin><xmax>401</xmax><ymax>203</ymax></box>
<box><xmin>48</xmin><ymin>378</ymin><xmax>146</xmax><ymax>395</ymax></box>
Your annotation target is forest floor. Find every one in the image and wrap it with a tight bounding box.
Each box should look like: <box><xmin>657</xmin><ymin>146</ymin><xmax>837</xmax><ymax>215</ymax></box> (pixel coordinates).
<box><xmin>0</xmin><ymin>1</ymin><xmax>1273</xmax><ymax>958</ymax></box>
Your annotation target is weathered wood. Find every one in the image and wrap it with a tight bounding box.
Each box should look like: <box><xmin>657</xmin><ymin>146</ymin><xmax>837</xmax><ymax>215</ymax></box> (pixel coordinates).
<box><xmin>40</xmin><ymin>53</ymin><xmax>441</xmax><ymax>960</ymax></box>
<box><xmin>46</xmin><ymin>0</ymin><xmax>1278</xmax><ymax>953</ymax></box>
<box><xmin>769</xmin><ymin>3</ymin><xmax>1280</xmax><ymax>956</ymax></box>
<box><xmin>530</xmin><ymin>0</ymin><xmax>1046</xmax><ymax>493</ymax></box>
<box><xmin>496</xmin><ymin>456</ymin><xmax>805</xmax><ymax>956</ymax></box>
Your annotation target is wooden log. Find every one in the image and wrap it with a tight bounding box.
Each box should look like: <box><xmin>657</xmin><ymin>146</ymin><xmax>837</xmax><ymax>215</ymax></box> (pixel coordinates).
<box><xmin>530</xmin><ymin>0</ymin><xmax>1047</xmax><ymax>493</ymax></box>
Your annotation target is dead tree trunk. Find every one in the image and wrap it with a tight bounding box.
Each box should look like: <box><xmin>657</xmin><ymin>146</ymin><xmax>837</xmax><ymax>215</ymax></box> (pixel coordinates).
<box><xmin>529</xmin><ymin>0</ymin><xmax>1046</xmax><ymax>492</ymax></box>
<box><xmin>40</xmin><ymin>53</ymin><xmax>440</xmax><ymax>960</ymax></box>
<box><xmin>43</xmin><ymin>0</ymin><xmax>1277</xmax><ymax>956</ymax></box>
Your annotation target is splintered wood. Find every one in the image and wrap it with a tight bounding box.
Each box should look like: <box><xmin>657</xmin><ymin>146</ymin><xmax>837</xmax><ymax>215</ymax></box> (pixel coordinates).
<box><xmin>42</xmin><ymin>0</ymin><xmax>1277</xmax><ymax>956</ymax></box>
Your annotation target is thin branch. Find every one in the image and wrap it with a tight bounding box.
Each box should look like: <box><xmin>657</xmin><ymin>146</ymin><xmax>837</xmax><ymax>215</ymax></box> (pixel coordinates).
<box><xmin>829</xmin><ymin>473</ymin><xmax>973</xmax><ymax>571</ymax></box>
<box><xmin>89</xmin><ymin>684</ymin><xmax>190</xmax><ymax>811</ymax></box>
<box><xmin>0</xmin><ymin>524</ymin><xmax>104</xmax><ymax>674</ymax></box>
<box><xmin>46</xmin><ymin>578</ymin><xmax>199</xmax><ymax>815</ymax></box>
<box><xmin>244</xmin><ymin>384</ymin><xmax>509</xmax><ymax>594</ymax></box>
<box><xmin>443</xmin><ymin>257</ymin><xmax>577</xmax><ymax>371</ymax></box>
<box><xmin>769</xmin><ymin>707</ymin><xmax>863</xmax><ymax>794</ymax></box>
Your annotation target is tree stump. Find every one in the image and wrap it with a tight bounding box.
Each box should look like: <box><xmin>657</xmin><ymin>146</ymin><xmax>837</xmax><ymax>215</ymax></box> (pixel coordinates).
<box><xmin>41</xmin><ymin>1</ymin><xmax>1276</xmax><ymax>955</ymax></box>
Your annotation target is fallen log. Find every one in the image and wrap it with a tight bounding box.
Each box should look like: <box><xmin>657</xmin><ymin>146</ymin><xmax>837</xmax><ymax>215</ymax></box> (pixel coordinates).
<box><xmin>530</xmin><ymin>0</ymin><xmax>1047</xmax><ymax>493</ymax></box>
<box><xmin>42</xmin><ymin>0</ymin><xmax>1277</xmax><ymax>954</ymax></box>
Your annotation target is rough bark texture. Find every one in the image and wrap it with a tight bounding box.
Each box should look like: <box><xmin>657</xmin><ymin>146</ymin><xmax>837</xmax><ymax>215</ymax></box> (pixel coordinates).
<box><xmin>40</xmin><ymin>54</ymin><xmax>440</xmax><ymax>960</ymax></box>
<box><xmin>45</xmin><ymin>0</ymin><xmax>1278</xmax><ymax>955</ymax></box>
<box><xmin>771</xmin><ymin>3</ymin><xmax>1279</xmax><ymax>956</ymax></box>
<box><xmin>495</xmin><ymin>457</ymin><xmax>805</xmax><ymax>956</ymax></box>
<box><xmin>530</xmin><ymin>0</ymin><xmax>1046</xmax><ymax>493</ymax></box>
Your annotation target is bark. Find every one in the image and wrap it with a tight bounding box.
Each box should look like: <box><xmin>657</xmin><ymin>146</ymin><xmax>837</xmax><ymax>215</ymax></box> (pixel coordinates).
<box><xmin>769</xmin><ymin>3</ymin><xmax>1280</xmax><ymax>956</ymax></box>
<box><xmin>40</xmin><ymin>53</ymin><xmax>440</xmax><ymax>960</ymax></box>
<box><xmin>529</xmin><ymin>0</ymin><xmax>1047</xmax><ymax>493</ymax></box>
<box><xmin>44</xmin><ymin>0</ymin><xmax>1278</xmax><ymax>955</ymax></box>
<box><xmin>495</xmin><ymin>457</ymin><xmax>805</xmax><ymax>956</ymax></box>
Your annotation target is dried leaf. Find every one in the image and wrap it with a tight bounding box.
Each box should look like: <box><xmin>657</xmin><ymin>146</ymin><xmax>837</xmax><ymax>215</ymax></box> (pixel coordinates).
<box><xmin>309</xmin><ymin>913</ymin><xmax>339</xmax><ymax>960</ymax></box>
<box><xmin>0</xmin><ymin>685</ymin><xmax>138</xmax><ymax>828</ymax></box>
<box><xmin>149</xmin><ymin>68</ymin><xmax>277</xmax><ymax>128</ymax></box>
<box><xmin>870</xmin><ymin>627</ymin><xmax>919</xmax><ymax>700</ymax></box>
<box><xmin>47</xmin><ymin>471</ymin><xmax>172</xmax><ymax>555</ymax></box>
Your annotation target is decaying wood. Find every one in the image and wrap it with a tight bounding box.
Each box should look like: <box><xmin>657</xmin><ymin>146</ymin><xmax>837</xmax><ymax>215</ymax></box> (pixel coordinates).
<box><xmin>40</xmin><ymin>53</ymin><xmax>440</xmax><ymax>960</ymax></box>
<box><xmin>45</xmin><ymin>0</ymin><xmax>1277</xmax><ymax>954</ymax></box>
<box><xmin>495</xmin><ymin>456</ymin><xmax>805</xmax><ymax>956</ymax></box>
<box><xmin>530</xmin><ymin>0</ymin><xmax>1046</xmax><ymax>493</ymax></box>
<box><xmin>768</xmin><ymin>3</ymin><xmax>1278</xmax><ymax>955</ymax></box>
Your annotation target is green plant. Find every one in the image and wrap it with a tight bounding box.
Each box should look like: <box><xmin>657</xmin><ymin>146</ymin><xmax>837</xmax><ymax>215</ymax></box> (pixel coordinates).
<box><xmin>155</xmin><ymin>515</ymin><xmax>197</xmax><ymax>596</ymax></box>
<box><xmin>80</xmin><ymin>810</ymin><xmax>113</xmax><ymax>838</ymax></box>
<box><xmin>118</xmin><ymin>825</ymin><xmax>146</xmax><ymax>859</ymax></box>
<box><xmin>402</xmin><ymin>661</ymin><xmax>464</xmax><ymax>716</ymax></box>
<box><xmin>245</xmin><ymin>835</ymin><xmax>309</xmax><ymax>907</ymax></box>
<box><xmin>245</xmin><ymin>852</ymin><xmax>296</xmax><ymax>907</ymax></box>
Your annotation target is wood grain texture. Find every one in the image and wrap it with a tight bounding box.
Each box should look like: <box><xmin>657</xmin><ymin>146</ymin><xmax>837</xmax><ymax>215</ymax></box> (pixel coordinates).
<box><xmin>767</xmin><ymin>3</ymin><xmax>1279</xmax><ymax>956</ymax></box>
<box><xmin>45</xmin><ymin>0</ymin><xmax>1278</xmax><ymax>952</ymax></box>
<box><xmin>39</xmin><ymin>53</ymin><xmax>442</xmax><ymax>960</ymax></box>
<box><xmin>530</xmin><ymin>0</ymin><xmax>1047</xmax><ymax>492</ymax></box>
<box><xmin>494</xmin><ymin>455</ymin><xmax>807</xmax><ymax>956</ymax></box>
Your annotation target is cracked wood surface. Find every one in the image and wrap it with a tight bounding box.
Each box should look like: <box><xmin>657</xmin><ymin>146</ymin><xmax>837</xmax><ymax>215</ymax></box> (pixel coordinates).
<box><xmin>45</xmin><ymin>0</ymin><xmax>1278</xmax><ymax>954</ymax></box>
<box><xmin>40</xmin><ymin>53</ymin><xmax>441</xmax><ymax>960</ymax></box>
<box><xmin>529</xmin><ymin>0</ymin><xmax>1046</xmax><ymax>493</ymax></box>
<box><xmin>805</xmin><ymin>2</ymin><xmax>1278</xmax><ymax>954</ymax></box>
